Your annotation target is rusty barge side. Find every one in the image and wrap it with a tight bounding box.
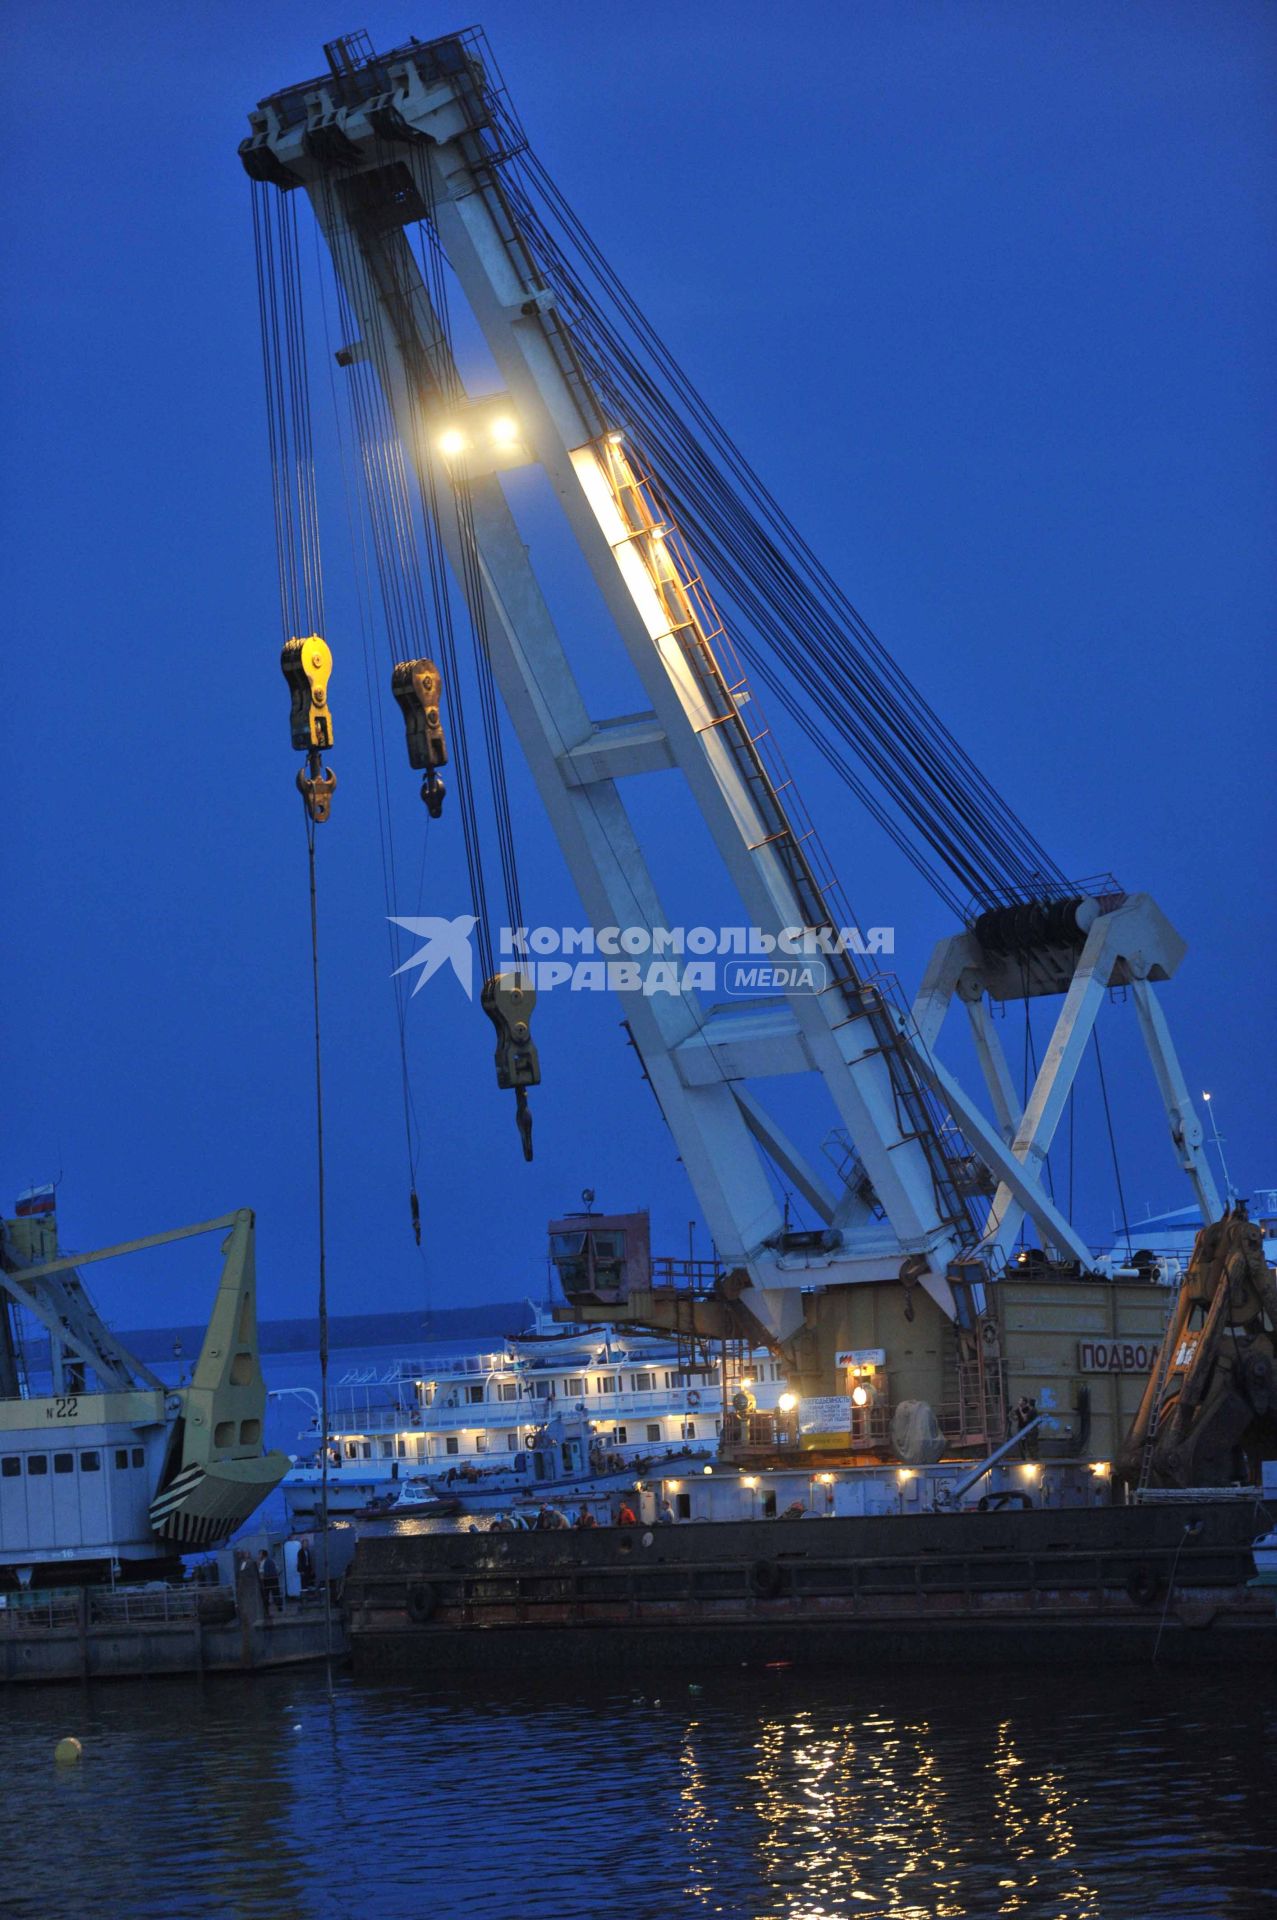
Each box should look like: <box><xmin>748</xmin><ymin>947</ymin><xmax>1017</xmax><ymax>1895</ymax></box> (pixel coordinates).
<box><xmin>345</xmin><ymin>1501</ymin><xmax>1277</xmax><ymax>1674</ymax></box>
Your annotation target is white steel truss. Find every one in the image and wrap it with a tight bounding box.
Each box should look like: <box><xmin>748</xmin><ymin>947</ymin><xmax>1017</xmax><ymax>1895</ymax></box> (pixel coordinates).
<box><xmin>241</xmin><ymin>37</ymin><xmax>1221</xmax><ymax>1332</ymax></box>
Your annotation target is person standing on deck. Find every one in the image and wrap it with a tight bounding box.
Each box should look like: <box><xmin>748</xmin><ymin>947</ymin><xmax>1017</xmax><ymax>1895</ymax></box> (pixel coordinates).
<box><xmin>258</xmin><ymin>1548</ymin><xmax>282</xmax><ymax>1614</ymax></box>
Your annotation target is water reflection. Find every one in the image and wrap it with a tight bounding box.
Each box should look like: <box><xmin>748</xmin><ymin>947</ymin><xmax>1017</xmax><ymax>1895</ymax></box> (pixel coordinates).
<box><xmin>3</xmin><ymin>1663</ymin><xmax>1272</xmax><ymax>1918</ymax></box>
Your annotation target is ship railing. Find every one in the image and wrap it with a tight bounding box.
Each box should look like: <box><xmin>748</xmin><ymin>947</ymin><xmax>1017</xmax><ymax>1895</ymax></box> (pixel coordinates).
<box><xmin>720</xmin><ymin>1402</ymin><xmax>897</xmax><ymax>1460</ymax></box>
<box><xmin>90</xmin><ymin>1586</ymin><xmax>204</xmax><ymax>1625</ymax></box>
<box><xmin>719</xmin><ymin>1409</ymin><xmax>802</xmax><ymax>1455</ymax></box>
<box><xmin>333</xmin><ymin>1383</ymin><xmax>730</xmax><ymax>1436</ymax></box>
<box><xmin>0</xmin><ymin>1591</ymin><xmax>82</xmax><ymax>1631</ymax></box>
<box><xmin>0</xmin><ymin>1585</ymin><xmax>240</xmax><ymax>1631</ymax></box>
<box><xmin>649</xmin><ymin>1255</ymin><xmax>725</xmax><ymax>1291</ymax></box>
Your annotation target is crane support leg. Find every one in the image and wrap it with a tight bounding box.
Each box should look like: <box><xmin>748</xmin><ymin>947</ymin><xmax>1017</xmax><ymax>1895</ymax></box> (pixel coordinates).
<box><xmin>1129</xmin><ymin>978</ymin><xmax>1222</xmax><ymax>1224</ymax></box>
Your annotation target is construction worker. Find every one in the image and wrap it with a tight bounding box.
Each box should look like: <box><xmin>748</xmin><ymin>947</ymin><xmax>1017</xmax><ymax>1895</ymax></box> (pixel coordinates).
<box><xmin>1014</xmin><ymin>1395</ymin><xmax>1039</xmax><ymax>1460</ymax></box>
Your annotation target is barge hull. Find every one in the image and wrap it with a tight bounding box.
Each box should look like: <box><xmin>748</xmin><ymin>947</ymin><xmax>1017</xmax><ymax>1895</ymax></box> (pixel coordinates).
<box><xmin>345</xmin><ymin>1499</ymin><xmax>1277</xmax><ymax>1673</ymax></box>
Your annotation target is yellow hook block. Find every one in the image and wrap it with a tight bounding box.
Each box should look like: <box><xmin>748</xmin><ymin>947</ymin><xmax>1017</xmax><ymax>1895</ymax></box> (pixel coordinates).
<box><xmin>282</xmin><ymin>635</ymin><xmax>335</xmax><ymax>752</ymax></box>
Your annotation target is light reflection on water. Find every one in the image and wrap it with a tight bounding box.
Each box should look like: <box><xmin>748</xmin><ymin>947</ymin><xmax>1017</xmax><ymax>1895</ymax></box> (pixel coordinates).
<box><xmin>2</xmin><ymin>1663</ymin><xmax>1274</xmax><ymax>1919</ymax></box>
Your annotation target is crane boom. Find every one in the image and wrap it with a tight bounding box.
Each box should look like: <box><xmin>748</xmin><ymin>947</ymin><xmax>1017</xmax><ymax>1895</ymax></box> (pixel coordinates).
<box><xmin>240</xmin><ymin>30</ymin><xmax>1223</xmax><ymax>1345</ymax></box>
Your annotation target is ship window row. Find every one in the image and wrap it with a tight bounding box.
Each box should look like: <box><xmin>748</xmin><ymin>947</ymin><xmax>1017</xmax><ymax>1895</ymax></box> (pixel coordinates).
<box><xmin>420</xmin><ymin>1367</ymin><xmax>723</xmax><ymax>1405</ymax></box>
<box><xmin>2</xmin><ymin>1446</ymin><xmax>142</xmax><ymax>1477</ymax></box>
<box><xmin>330</xmin><ymin>1420</ymin><xmax>725</xmax><ymax>1459</ymax></box>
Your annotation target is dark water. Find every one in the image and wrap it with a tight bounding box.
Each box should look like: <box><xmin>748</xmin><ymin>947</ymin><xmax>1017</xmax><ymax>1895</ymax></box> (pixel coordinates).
<box><xmin>3</xmin><ymin>1664</ymin><xmax>1275</xmax><ymax>1919</ymax></box>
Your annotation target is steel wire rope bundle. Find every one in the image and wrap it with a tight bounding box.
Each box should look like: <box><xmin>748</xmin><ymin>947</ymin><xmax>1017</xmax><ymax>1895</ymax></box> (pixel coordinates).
<box><xmin>466</xmin><ymin>117</ymin><xmax>1072</xmax><ymax>918</ymax></box>
<box><xmin>316</xmin><ymin>146</ymin><xmax>540</xmax><ymax>1155</ymax></box>
<box><xmin>251</xmin><ymin>180</ymin><xmax>334</xmax><ymax>1644</ymax></box>
<box><xmin>429</xmin><ymin>119</ymin><xmax>984</xmax><ymax>1242</ymax></box>
<box><xmin>312</xmin><ymin>205</ymin><xmax>428</xmax><ymax>1257</ymax></box>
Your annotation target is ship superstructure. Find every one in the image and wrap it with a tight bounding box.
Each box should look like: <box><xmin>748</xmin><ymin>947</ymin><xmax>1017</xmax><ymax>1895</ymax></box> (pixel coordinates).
<box><xmin>0</xmin><ymin>1190</ymin><xmax>288</xmax><ymax>1585</ymax></box>
<box><xmin>282</xmin><ymin>1296</ymin><xmax>784</xmax><ymax>1519</ymax></box>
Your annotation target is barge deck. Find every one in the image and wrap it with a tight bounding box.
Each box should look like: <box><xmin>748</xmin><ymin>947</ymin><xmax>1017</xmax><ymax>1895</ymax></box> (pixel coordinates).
<box><xmin>0</xmin><ymin>1564</ymin><xmax>347</xmax><ymax>1684</ymax></box>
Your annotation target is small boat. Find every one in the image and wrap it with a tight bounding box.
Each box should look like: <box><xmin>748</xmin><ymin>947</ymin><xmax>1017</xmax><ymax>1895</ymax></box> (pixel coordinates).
<box><xmin>1252</xmin><ymin>1522</ymin><xmax>1277</xmax><ymax>1585</ymax></box>
<box><xmin>350</xmin><ymin>1491</ymin><xmax>401</xmax><ymax>1519</ymax></box>
<box><xmin>392</xmin><ymin>1484</ymin><xmax>461</xmax><ymax>1517</ymax></box>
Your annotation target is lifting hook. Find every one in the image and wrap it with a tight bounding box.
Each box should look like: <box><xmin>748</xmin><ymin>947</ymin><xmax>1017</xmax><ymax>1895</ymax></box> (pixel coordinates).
<box><xmin>282</xmin><ymin>635</ymin><xmax>336</xmax><ymax>822</ymax></box>
<box><xmin>481</xmin><ymin>970</ymin><xmax>540</xmax><ymax>1162</ymax></box>
<box><xmin>297</xmin><ymin>753</ymin><xmax>337</xmax><ymax>824</ymax></box>
<box><xmin>391</xmin><ymin>657</ymin><xmax>448</xmax><ymax>816</ymax></box>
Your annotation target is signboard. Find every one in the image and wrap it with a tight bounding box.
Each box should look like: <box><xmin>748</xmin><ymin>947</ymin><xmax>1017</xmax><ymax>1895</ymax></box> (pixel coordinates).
<box><xmin>1077</xmin><ymin>1340</ymin><xmax>1155</xmax><ymax>1374</ymax></box>
<box><xmin>835</xmin><ymin>1348</ymin><xmax>886</xmax><ymax>1369</ymax></box>
<box><xmin>798</xmin><ymin>1395</ymin><xmax>853</xmax><ymax>1434</ymax></box>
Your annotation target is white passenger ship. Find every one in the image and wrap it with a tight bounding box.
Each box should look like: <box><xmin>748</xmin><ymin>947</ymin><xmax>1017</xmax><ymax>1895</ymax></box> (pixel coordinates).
<box><xmin>282</xmin><ymin>1306</ymin><xmax>784</xmax><ymax>1522</ymax></box>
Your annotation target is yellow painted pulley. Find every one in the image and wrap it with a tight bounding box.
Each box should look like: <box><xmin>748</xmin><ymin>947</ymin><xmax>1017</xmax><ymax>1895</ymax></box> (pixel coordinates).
<box><xmin>281</xmin><ymin>635</ymin><xmax>336</xmax><ymax>822</ymax></box>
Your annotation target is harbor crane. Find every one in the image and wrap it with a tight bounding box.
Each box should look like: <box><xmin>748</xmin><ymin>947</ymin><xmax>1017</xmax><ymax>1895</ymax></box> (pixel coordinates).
<box><xmin>239</xmin><ymin>29</ymin><xmax>1226</xmax><ymax>1398</ymax></box>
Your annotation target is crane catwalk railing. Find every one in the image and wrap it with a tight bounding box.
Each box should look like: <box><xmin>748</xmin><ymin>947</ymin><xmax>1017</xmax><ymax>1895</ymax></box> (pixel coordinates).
<box><xmin>585</xmin><ymin>435</ymin><xmax>980</xmax><ymax>1248</ymax></box>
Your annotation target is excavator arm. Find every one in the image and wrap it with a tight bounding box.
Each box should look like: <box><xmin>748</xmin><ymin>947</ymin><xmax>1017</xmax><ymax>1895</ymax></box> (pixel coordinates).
<box><xmin>1119</xmin><ymin>1207</ymin><xmax>1277</xmax><ymax>1489</ymax></box>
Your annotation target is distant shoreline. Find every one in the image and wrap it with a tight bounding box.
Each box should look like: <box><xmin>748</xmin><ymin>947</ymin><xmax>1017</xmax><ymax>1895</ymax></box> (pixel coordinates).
<box><xmin>118</xmin><ymin>1299</ymin><xmax>541</xmax><ymax>1363</ymax></box>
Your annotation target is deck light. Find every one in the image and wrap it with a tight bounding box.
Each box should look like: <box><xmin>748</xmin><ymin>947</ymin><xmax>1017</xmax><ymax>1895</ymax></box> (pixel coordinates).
<box><xmin>778</xmin><ymin>1392</ymin><xmax>798</xmax><ymax>1413</ymax></box>
<box><xmin>702</xmin><ymin>1465</ymin><xmax>713</xmax><ymax>1475</ymax></box>
<box><xmin>816</xmin><ymin>1473</ymin><xmax>835</xmax><ymax>1485</ymax></box>
<box><xmin>665</xmin><ymin>1479</ymin><xmax>681</xmax><ymax>1492</ymax></box>
<box><xmin>851</xmin><ymin>1383</ymin><xmax>870</xmax><ymax>1408</ymax></box>
<box><xmin>1089</xmin><ymin>1460</ymin><xmax>1111</xmax><ymax>1477</ymax></box>
<box><xmin>439</xmin><ymin>428</ymin><xmax>467</xmax><ymax>457</ymax></box>
<box><xmin>489</xmin><ymin>414</ymin><xmax>519</xmax><ymax>445</ymax></box>
<box><xmin>740</xmin><ymin>1377</ymin><xmax>754</xmax><ymax>1390</ymax></box>
<box><xmin>606</xmin><ymin>430</ymin><xmax>624</xmax><ymax>446</ymax></box>
<box><xmin>1020</xmin><ymin>1462</ymin><xmax>1040</xmax><ymax>1481</ymax></box>
<box><xmin>897</xmin><ymin>1468</ymin><xmax>914</xmax><ymax>1484</ymax></box>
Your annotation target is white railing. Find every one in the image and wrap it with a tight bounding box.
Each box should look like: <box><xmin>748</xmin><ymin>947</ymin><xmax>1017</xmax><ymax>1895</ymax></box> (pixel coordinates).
<box><xmin>329</xmin><ymin>1383</ymin><xmax>730</xmax><ymax>1438</ymax></box>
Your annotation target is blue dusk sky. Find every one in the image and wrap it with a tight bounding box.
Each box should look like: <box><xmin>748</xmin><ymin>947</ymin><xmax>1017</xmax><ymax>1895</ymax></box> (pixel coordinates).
<box><xmin>3</xmin><ymin>2</ymin><xmax>1273</xmax><ymax>1329</ymax></box>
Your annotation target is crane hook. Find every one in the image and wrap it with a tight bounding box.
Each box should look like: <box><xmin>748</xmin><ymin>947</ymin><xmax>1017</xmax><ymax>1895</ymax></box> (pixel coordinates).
<box><xmin>297</xmin><ymin>753</ymin><xmax>337</xmax><ymax>823</ymax></box>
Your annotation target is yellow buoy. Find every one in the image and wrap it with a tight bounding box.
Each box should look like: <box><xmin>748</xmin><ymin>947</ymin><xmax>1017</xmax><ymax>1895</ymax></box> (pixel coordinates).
<box><xmin>54</xmin><ymin>1737</ymin><xmax>82</xmax><ymax>1765</ymax></box>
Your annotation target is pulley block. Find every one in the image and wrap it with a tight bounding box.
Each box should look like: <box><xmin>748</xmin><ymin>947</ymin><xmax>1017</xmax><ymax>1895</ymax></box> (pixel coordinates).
<box><xmin>481</xmin><ymin>970</ymin><xmax>540</xmax><ymax>1162</ymax></box>
<box><xmin>282</xmin><ymin>635</ymin><xmax>336</xmax><ymax>822</ymax></box>
<box><xmin>391</xmin><ymin>656</ymin><xmax>448</xmax><ymax>815</ymax></box>
<box><xmin>282</xmin><ymin>635</ymin><xmax>335</xmax><ymax>751</ymax></box>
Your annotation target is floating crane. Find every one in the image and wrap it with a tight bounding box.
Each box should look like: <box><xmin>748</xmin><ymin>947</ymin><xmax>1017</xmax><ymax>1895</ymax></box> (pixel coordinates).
<box><xmin>239</xmin><ymin>29</ymin><xmax>1246</xmax><ymax>1461</ymax></box>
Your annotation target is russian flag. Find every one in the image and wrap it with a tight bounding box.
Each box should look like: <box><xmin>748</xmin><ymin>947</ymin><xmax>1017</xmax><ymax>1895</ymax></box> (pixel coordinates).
<box><xmin>14</xmin><ymin>1185</ymin><xmax>56</xmax><ymax>1218</ymax></box>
